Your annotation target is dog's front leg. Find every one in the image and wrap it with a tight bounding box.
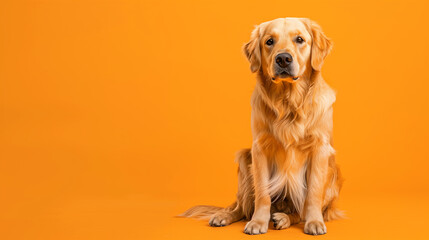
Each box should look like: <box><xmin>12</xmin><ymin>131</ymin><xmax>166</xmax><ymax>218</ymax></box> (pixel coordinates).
<box><xmin>304</xmin><ymin>143</ymin><xmax>334</xmax><ymax>235</ymax></box>
<box><xmin>244</xmin><ymin>140</ymin><xmax>271</xmax><ymax>235</ymax></box>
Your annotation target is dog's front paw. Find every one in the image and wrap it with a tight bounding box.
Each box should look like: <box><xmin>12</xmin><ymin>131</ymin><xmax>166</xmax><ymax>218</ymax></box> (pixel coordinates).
<box><xmin>209</xmin><ymin>212</ymin><xmax>232</xmax><ymax>227</ymax></box>
<box><xmin>244</xmin><ymin>219</ymin><xmax>268</xmax><ymax>235</ymax></box>
<box><xmin>272</xmin><ymin>212</ymin><xmax>291</xmax><ymax>230</ymax></box>
<box><xmin>304</xmin><ymin>220</ymin><xmax>327</xmax><ymax>235</ymax></box>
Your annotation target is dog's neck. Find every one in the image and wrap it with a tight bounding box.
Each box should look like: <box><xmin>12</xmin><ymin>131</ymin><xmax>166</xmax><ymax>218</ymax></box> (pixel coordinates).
<box><xmin>257</xmin><ymin>68</ymin><xmax>321</xmax><ymax>105</ymax></box>
<box><xmin>256</xmin><ymin>69</ymin><xmax>322</xmax><ymax>117</ymax></box>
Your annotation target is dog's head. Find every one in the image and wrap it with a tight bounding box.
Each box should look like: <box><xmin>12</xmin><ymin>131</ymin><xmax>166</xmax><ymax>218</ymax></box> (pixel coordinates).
<box><xmin>244</xmin><ymin>18</ymin><xmax>332</xmax><ymax>83</ymax></box>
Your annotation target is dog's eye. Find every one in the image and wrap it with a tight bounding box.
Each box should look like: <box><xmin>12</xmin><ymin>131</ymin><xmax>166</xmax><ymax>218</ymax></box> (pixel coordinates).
<box><xmin>266</xmin><ymin>38</ymin><xmax>274</xmax><ymax>46</ymax></box>
<box><xmin>296</xmin><ymin>36</ymin><xmax>304</xmax><ymax>44</ymax></box>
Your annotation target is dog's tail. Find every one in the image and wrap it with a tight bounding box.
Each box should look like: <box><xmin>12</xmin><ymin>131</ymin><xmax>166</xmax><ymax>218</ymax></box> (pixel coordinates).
<box><xmin>178</xmin><ymin>205</ymin><xmax>224</xmax><ymax>219</ymax></box>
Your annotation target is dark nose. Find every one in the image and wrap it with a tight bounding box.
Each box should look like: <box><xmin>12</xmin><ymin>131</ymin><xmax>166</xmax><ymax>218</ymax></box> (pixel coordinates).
<box><xmin>275</xmin><ymin>53</ymin><xmax>293</xmax><ymax>68</ymax></box>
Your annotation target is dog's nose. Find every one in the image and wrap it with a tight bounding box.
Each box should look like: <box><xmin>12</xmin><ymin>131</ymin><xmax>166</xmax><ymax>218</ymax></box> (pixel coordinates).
<box><xmin>275</xmin><ymin>53</ymin><xmax>293</xmax><ymax>68</ymax></box>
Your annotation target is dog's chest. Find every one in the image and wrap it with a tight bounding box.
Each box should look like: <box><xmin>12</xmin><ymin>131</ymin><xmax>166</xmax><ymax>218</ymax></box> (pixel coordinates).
<box><xmin>267</xmin><ymin>146</ymin><xmax>309</xmax><ymax>214</ymax></box>
<box><xmin>270</xmin><ymin>106</ymin><xmax>311</xmax><ymax>147</ymax></box>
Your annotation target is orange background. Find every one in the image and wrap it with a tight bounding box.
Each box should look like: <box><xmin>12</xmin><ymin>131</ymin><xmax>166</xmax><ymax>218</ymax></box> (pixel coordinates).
<box><xmin>1</xmin><ymin>0</ymin><xmax>428</xmax><ymax>239</ymax></box>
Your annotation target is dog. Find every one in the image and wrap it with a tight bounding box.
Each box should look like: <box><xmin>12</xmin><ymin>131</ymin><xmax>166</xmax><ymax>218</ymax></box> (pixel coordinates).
<box><xmin>180</xmin><ymin>17</ymin><xmax>343</xmax><ymax>235</ymax></box>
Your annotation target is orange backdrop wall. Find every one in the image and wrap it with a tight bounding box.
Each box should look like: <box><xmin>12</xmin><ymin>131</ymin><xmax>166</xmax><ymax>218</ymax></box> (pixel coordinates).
<box><xmin>1</xmin><ymin>0</ymin><xmax>428</xmax><ymax>239</ymax></box>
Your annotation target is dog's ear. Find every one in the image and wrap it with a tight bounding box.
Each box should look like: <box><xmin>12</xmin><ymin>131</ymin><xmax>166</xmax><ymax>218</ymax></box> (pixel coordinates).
<box><xmin>305</xmin><ymin>19</ymin><xmax>333</xmax><ymax>71</ymax></box>
<box><xmin>243</xmin><ymin>25</ymin><xmax>261</xmax><ymax>73</ymax></box>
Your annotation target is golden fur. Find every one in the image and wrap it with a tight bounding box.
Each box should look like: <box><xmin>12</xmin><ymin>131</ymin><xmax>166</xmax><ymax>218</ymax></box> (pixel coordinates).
<box><xmin>180</xmin><ymin>17</ymin><xmax>343</xmax><ymax>235</ymax></box>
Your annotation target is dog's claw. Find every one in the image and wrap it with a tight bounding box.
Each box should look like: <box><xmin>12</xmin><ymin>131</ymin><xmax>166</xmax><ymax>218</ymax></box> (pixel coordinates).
<box><xmin>244</xmin><ymin>220</ymin><xmax>268</xmax><ymax>235</ymax></box>
<box><xmin>304</xmin><ymin>220</ymin><xmax>327</xmax><ymax>235</ymax></box>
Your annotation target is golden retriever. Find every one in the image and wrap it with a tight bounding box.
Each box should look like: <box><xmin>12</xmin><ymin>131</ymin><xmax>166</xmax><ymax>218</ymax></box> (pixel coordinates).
<box><xmin>180</xmin><ymin>17</ymin><xmax>343</xmax><ymax>235</ymax></box>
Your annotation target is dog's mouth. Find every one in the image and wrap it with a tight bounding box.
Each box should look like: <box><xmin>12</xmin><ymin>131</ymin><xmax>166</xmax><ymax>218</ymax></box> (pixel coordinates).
<box><xmin>271</xmin><ymin>71</ymin><xmax>300</xmax><ymax>83</ymax></box>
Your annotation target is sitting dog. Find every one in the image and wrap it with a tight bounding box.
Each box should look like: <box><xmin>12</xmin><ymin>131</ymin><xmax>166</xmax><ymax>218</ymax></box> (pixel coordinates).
<box><xmin>181</xmin><ymin>17</ymin><xmax>343</xmax><ymax>235</ymax></box>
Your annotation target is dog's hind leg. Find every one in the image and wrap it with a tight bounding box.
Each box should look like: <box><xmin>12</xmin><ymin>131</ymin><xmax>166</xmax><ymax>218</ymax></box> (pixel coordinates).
<box><xmin>270</xmin><ymin>199</ymin><xmax>300</xmax><ymax>230</ymax></box>
<box><xmin>209</xmin><ymin>148</ymin><xmax>253</xmax><ymax>227</ymax></box>
<box><xmin>271</xmin><ymin>212</ymin><xmax>300</xmax><ymax>230</ymax></box>
<box><xmin>180</xmin><ymin>149</ymin><xmax>252</xmax><ymax>226</ymax></box>
<box><xmin>209</xmin><ymin>201</ymin><xmax>244</xmax><ymax>227</ymax></box>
